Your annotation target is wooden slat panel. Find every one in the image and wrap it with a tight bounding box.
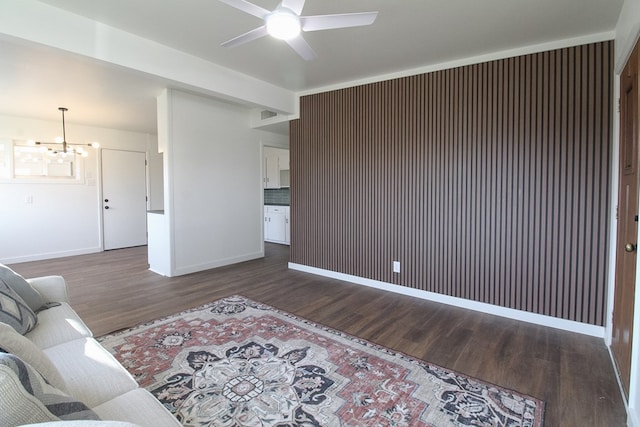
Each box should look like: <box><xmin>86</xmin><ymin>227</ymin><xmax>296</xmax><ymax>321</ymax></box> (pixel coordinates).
<box><xmin>290</xmin><ymin>40</ymin><xmax>614</xmax><ymax>325</ymax></box>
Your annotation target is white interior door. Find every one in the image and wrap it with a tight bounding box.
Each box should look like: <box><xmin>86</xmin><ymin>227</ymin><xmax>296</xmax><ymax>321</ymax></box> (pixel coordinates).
<box><xmin>102</xmin><ymin>149</ymin><xmax>148</xmax><ymax>250</ymax></box>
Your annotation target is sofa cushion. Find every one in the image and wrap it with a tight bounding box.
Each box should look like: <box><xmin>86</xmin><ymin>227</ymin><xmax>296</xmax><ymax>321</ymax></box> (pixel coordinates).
<box><xmin>0</xmin><ymin>353</ymin><xmax>99</xmax><ymax>425</ymax></box>
<box><xmin>93</xmin><ymin>389</ymin><xmax>181</xmax><ymax>427</ymax></box>
<box><xmin>43</xmin><ymin>338</ymin><xmax>139</xmax><ymax>408</ymax></box>
<box><xmin>0</xmin><ymin>264</ymin><xmax>47</xmax><ymax>312</ymax></box>
<box><xmin>0</xmin><ymin>278</ymin><xmax>38</xmax><ymax>334</ymax></box>
<box><xmin>0</xmin><ymin>321</ymin><xmax>66</xmax><ymax>391</ymax></box>
<box><xmin>26</xmin><ymin>302</ymin><xmax>93</xmax><ymax>349</ymax></box>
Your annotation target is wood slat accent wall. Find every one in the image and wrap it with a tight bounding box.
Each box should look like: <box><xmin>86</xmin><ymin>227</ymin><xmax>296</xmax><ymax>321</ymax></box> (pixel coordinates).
<box><xmin>290</xmin><ymin>41</ymin><xmax>613</xmax><ymax>325</ymax></box>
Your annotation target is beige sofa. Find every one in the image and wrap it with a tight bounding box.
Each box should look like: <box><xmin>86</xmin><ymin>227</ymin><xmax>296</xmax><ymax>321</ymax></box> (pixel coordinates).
<box><xmin>0</xmin><ymin>273</ymin><xmax>181</xmax><ymax>427</ymax></box>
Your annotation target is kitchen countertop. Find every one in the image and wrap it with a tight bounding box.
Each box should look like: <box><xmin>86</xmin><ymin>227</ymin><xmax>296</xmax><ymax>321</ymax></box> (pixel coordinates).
<box><xmin>264</xmin><ymin>203</ymin><xmax>290</xmax><ymax>206</ymax></box>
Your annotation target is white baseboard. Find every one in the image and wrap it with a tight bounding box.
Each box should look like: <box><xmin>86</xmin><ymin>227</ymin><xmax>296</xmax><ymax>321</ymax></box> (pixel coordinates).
<box><xmin>148</xmin><ymin>266</ymin><xmax>169</xmax><ymax>276</ymax></box>
<box><xmin>1</xmin><ymin>247</ymin><xmax>102</xmax><ymax>265</ymax></box>
<box><xmin>172</xmin><ymin>250</ymin><xmax>264</xmax><ymax>277</ymax></box>
<box><xmin>606</xmin><ymin>346</ymin><xmax>634</xmax><ymax>426</ymax></box>
<box><xmin>288</xmin><ymin>262</ymin><xmax>606</xmax><ymax>338</ymax></box>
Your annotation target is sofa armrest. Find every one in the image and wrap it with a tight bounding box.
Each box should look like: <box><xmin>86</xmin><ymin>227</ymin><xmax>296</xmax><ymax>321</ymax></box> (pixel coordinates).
<box><xmin>26</xmin><ymin>275</ymin><xmax>70</xmax><ymax>303</ymax></box>
<box><xmin>20</xmin><ymin>422</ymin><xmax>142</xmax><ymax>427</ymax></box>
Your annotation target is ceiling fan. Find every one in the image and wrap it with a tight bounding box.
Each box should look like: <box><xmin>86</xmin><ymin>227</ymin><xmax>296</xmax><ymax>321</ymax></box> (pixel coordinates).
<box><xmin>219</xmin><ymin>0</ymin><xmax>378</xmax><ymax>60</ymax></box>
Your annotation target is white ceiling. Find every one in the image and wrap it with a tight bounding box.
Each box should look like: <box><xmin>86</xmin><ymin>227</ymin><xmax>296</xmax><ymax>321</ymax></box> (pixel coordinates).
<box><xmin>0</xmin><ymin>0</ymin><xmax>624</xmax><ymax>135</ymax></box>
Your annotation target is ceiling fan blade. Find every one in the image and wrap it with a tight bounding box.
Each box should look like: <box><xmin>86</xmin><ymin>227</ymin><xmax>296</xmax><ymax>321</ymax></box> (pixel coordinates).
<box><xmin>218</xmin><ymin>0</ymin><xmax>270</xmax><ymax>19</ymax></box>
<box><xmin>281</xmin><ymin>0</ymin><xmax>305</xmax><ymax>15</ymax></box>
<box><xmin>301</xmin><ymin>12</ymin><xmax>378</xmax><ymax>32</ymax></box>
<box><xmin>286</xmin><ymin>35</ymin><xmax>317</xmax><ymax>61</ymax></box>
<box><xmin>221</xmin><ymin>26</ymin><xmax>269</xmax><ymax>48</ymax></box>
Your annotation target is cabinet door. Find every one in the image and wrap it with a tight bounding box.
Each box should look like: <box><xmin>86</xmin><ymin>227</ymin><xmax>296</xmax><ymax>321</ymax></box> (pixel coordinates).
<box><xmin>278</xmin><ymin>149</ymin><xmax>290</xmax><ymax>170</ymax></box>
<box><xmin>285</xmin><ymin>208</ymin><xmax>291</xmax><ymax>244</ymax></box>
<box><xmin>264</xmin><ymin>154</ymin><xmax>280</xmax><ymax>188</ymax></box>
<box><xmin>264</xmin><ymin>207</ymin><xmax>270</xmax><ymax>240</ymax></box>
<box><xmin>264</xmin><ymin>153</ymin><xmax>280</xmax><ymax>188</ymax></box>
<box><xmin>267</xmin><ymin>210</ymin><xmax>287</xmax><ymax>242</ymax></box>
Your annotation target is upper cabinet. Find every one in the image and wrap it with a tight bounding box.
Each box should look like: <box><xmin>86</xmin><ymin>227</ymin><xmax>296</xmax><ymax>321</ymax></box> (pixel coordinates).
<box><xmin>278</xmin><ymin>151</ymin><xmax>290</xmax><ymax>170</ymax></box>
<box><xmin>264</xmin><ymin>147</ymin><xmax>290</xmax><ymax>189</ymax></box>
<box><xmin>264</xmin><ymin>149</ymin><xmax>280</xmax><ymax>189</ymax></box>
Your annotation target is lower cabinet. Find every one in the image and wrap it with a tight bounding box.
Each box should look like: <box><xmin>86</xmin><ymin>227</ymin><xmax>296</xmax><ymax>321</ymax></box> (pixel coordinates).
<box><xmin>264</xmin><ymin>206</ymin><xmax>290</xmax><ymax>245</ymax></box>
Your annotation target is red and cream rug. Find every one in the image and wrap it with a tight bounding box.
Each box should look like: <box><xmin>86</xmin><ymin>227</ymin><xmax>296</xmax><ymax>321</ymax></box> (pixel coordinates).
<box><xmin>98</xmin><ymin>295</ymin><xmax>544</xmax><ymax>426</ymax></box>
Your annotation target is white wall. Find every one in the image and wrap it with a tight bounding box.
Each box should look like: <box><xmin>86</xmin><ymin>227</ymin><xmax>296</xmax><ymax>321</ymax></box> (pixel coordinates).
<box><xmin>148</xmin><ymin>149</ymin><xmax>164</xmax><ymax>211</ymax></box>
<box><xmin>0</xmin><ymin>114</ymin><xmax>159</xmax><ymax>263</ymax></box>
<box><xmin>158</xmin><ymin>89</ymin><xmax>287</xmax><ymax>276</ymax></box>
<box><xmin>614</xmin><ymin>1</ymin><xmax>640</xmax><ymax>425</ymax></box>
<box><xmin>0</xmin><ymin>1</ymin><xmax>297</xmax><ymax>117</ymax></box>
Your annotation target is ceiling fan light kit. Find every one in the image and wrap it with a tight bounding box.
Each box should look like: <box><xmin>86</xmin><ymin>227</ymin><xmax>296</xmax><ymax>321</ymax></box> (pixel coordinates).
<box><xmin>219</xmin><ymin>0</ymin><xmax>378</xmax><ymax>60</ymax></box>
<box><xmin>266</xmin><ymin>8</ymin><xmax>300</xmax><ymax>40</ymax></box>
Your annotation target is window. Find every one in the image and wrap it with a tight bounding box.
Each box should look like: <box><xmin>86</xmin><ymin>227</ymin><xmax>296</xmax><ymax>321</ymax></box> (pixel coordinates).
<box><xmin>0</xmin><ymin>139</ymin><xmax>85</xmax><ymax>182</ymax></box>
<box><xmin>13</xmin><ymin>143</ymin><xmax>76</xmax><ymax>177</ymax></box>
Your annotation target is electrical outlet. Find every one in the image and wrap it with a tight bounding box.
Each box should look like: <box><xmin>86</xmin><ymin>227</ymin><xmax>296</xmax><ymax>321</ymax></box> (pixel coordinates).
<box><xmin>393</xmin><ymin>261</ymin><xmax>401</xmax><ymax>273</ymax></box>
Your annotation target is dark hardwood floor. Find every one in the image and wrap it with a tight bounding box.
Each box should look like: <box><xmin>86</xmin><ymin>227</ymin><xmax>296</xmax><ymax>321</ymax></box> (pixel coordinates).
<box><xmin>10</xmin><ymin>244</ymin><xmax>627</xmax><ymax>426</ymax></box>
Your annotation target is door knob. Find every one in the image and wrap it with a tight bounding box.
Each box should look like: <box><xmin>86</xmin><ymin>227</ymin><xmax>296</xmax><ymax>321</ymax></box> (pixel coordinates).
<box><xmin>105</xmin><ymin>206</ymin><xmax>110</xmax><ymax>210</ymax></box>
<box><xmin>104</xmin><ymin>199</ymin><xmax>109</xmax><ymax>202</ymax></box>
<box><xmin>625</xmin><ymin>243</ymin><xmax>636</xmax><ymax>253</ymax></box>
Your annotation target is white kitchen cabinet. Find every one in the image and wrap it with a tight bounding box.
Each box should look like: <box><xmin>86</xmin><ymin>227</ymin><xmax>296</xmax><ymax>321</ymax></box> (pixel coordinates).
<box><xmin>263</xmin><ymin>147</ymin><xmax>290</xmax><ymax>189</ymax></box>
<box><xmin>278</xmin><ymin>150</ymin><xmax>290</xmax><ymax>170</ymax></box>
<box><xmin>264</xmin><ymin>149</ymin><xmax>280</xmax><ymax>188</ymax></box>
<box><xmin>285</xmin><ymin>209</ymin><xmax>290</xmax><ymax>243</ymax></box>
<box><xmin>264</xmin><ymin>205</ymin><xmax>290</xmax><ymax>245</ymax></box>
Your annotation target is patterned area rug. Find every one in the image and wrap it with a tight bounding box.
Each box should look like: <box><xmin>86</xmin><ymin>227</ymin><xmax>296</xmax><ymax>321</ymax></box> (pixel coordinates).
<box><xmin>97</xmin><ymin>296</ymin><xmax>544</xmax><ymax>426</ymax></box>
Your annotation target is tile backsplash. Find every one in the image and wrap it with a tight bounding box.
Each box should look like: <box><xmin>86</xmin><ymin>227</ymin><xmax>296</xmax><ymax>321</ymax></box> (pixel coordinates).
<box><xmin>264</xmin><ymin>188</ymin><xmax>290</xmax><ymax>205</ymax></box>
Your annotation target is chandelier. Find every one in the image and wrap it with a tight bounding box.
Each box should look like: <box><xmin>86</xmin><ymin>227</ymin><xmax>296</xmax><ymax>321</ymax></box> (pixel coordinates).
<box><xmin>34</xmin><ymin>107</ymin><xmax>99</xmax><ymax>157</ymax></box>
